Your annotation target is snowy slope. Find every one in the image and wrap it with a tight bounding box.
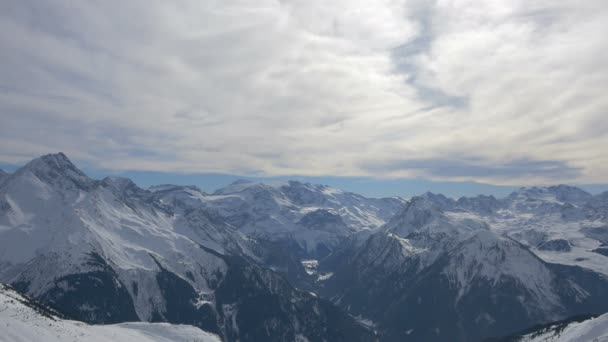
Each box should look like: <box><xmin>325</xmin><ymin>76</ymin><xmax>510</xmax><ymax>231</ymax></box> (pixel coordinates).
<box><xmin>501</xmin><ymin>313</ymin><xmax>608</xmax><ymax>342</ymax></box>
<box><xmin>0</xmin><ymin>283</ymin><xmax>220</xmax><ymax>342</ymax></box>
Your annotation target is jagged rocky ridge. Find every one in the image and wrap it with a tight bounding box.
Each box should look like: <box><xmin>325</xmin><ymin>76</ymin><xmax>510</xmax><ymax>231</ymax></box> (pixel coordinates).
<box><xmin>0</xmin><ymin>153</ymin><xmax>375</xmax><ymax>342</ymax></box>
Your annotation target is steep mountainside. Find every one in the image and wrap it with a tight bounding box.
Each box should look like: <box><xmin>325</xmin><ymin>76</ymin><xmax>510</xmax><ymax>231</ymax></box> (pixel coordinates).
<box><xmin>0</xmin><ymin>153</ymin><xmax>375</xmax><ymax>342</ymax></box>
<box><xmin>0</xmin><ymin>282</ymin><xmax>221</xmax><ymax>342</ymax></box>
<box><xmin>317</xmin><ymin>196</ymin><xmax>608</xmax><ymax>341</ymax></box>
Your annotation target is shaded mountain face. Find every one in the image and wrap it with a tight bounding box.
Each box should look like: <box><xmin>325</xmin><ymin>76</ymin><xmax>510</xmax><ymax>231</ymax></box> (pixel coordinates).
<box><xmin>316</xmin><ymin>196</ymin><xmax>608</xmax><ymax>342</ymax></box>
<box><xmin>0</xmin><ymin>282</ymin><xmax>222</xmax><ymax>342</ymax></box>
<box><xmin>0</xmin><ymin>153</ymin><xmax>375</xmax><ymax>342</ymax></box>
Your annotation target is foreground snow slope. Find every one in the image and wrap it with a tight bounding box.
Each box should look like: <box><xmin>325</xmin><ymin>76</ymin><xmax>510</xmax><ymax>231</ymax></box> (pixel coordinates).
<box><xmin>0</xmin><ymin>283</ymin><xmax>220</xmax><ymax>342</ymax></box>
<box><xmin>510</xmin><ymin>313</ymin><xmax>608</xmax><ymax>342</ymax></box>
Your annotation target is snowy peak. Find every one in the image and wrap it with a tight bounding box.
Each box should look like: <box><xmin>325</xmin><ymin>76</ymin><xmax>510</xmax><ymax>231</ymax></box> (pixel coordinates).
<box><xmin>212</xmin><ymin>179</ymin><xmax>276</xmax><ymax>195</ymax></box>
<box><xmin>197</xmin><ymin>179</ymin><xmax>406</xmax><ymax>258</ymax></box>
<box><xmin>508</xmin><ymin>185</ymin><xmax>592</xmax><ymax>206</ymax></box>
<box><xmin>420</xmin><ymin>191</ymin><xmax>456</xmax><ymax>210</ymax></box>
<box><xmin>382</xmin><ymin>195</ymin><xmax>489</xmax><ymax>239</ymax></box>
<box><xmin>382</xmin><ymin>196</ymin><xmax>448</xmax><ymax>237</ymax></box>
<box><xmin>213</xmin><ymin>179</ymin><xmax>347</xmax><ymax>204</ymax></box>
<box><xmin>11</xmin><ymin>152</ymin><xmax>96</xmax><ymax>191</ymax></box>
<box><xmin>208</xmin><ymin>179</ymin><xmax>404</xmax><ymax>231</ymax></box>
<box><xmin>456</xmin><ymin>194</ymin><xmax>502</xmax><ymax>214</ymax></box>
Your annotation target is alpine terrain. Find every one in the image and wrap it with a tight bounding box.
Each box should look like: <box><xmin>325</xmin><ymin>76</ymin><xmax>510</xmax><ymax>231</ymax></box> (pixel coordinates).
<box><xmin>1</xmin><ymin>153</ymin><xmax>608</xmax><ymax>341</ymax></box>
<box><xmin>0</xmin><ymin>153</ymin><xmax>375</xmax><ymax>342</ymax></box>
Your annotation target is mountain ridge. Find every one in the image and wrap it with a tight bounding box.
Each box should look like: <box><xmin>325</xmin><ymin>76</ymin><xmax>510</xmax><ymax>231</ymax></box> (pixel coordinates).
<box><xmin>0</xmin><ymin>153</ymin><xmax>377</xmax><ymax>342</ymax></box>
<box><xmin>2</xmin><ymin>152</ymin><xmax>608</xmax><ymax>342</ymax></box>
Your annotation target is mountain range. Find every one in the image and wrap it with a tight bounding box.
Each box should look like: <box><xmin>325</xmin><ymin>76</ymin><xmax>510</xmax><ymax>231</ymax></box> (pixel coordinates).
<box><xmin>1</xmin><ymin>153</ymin><xmax>608</xmax><ymax>341</ymax></box>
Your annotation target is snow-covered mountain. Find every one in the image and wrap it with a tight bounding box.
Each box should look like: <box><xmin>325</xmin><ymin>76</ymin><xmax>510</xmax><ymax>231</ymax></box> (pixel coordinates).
<box><xmin>410</xmin><ymin>186</ymin><xmax>608</xmax><ymax>277</ymax></box>
<box><xmin>4</xmin><ymin>152</ymin><xmax>608</xmax><ymax>342</ymax></box>
<box><xmin>0</xmin><ymin>153</ymin><xmax>375</xmax><ymax>342</ymax></box>
<box><xmin>152</xmin><ymin>179</ymin><xmax>405</xmax><ymax>258</ymax></box>
<box><xmin>316</xmin><ymin>193</ymin><xmax>608</xmax><ymax>341</ymax></box>
<box><xmin>0</xmin><ymin>282</ymin><xmax>221</xmax><ymax>342</ymax></box>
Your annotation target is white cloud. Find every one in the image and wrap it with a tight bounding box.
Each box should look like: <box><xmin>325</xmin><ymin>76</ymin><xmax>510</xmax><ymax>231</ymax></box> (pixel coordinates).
<box><xmin>0</xmin><ymin>0</ymin><xmax>606</xmax><ymax>185</ymax></box>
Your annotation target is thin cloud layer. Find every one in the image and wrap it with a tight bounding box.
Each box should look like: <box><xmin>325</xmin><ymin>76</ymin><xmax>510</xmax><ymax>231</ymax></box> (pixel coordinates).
<box><xmin>0</xmin><ymin>0</ymin><xmax>606</xmax><ymax>185</ymax></box>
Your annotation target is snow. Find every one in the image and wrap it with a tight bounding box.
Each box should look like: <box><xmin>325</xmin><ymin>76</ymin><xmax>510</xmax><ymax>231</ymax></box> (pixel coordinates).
<box><xmin>519</xmin><ymin>313</ymin><xmax>608</xmax><ymax>342</ymax></box>
<box><xmin>353</xmin><ymin>315</ymin><xmax>376</xmax><ymax>328</ymax></box>
<box><xmin>387</xmin><ymin>233</ymin><xmax>427</xmax><ymax>257</ymax></box>
<box><xmin>301</xmin><ymin>259</ymin><xmax>319</xmax><ymax>275</ymax></box>
<box><xmin>317</xmin><ymin>272</ymin><xmax>334</xmax><ymax>281</ymax></box>
<box><xmin>0</xmin><ymin>283</ymin><xmax>220</xmax><ymax>342</ymax></box>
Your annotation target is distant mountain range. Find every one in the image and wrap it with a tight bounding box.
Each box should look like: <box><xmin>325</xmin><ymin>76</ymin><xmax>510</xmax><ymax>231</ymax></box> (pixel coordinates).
<box><xmin>1</xmin><ymin>153</ymin><xmax>608</xmax><ymax>341</ymax></box>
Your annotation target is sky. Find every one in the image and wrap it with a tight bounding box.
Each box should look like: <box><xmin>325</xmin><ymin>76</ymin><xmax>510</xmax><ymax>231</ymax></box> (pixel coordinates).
<box><xmin>0</xmin><ymin>1</ymin><xmax>607</xmax><ymax>197</ymax></box>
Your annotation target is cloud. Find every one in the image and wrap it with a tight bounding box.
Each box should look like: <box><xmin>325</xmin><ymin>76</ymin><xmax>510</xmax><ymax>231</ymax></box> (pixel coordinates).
<box><xmin>0</xmin><ymin>0</ymin><xmax>606</xmax><ymax>185</ymax></box>
<box><xmin>361</xmin><ymin>157</ymin><xmax>583</xmax><ymax>184</ymax></box>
